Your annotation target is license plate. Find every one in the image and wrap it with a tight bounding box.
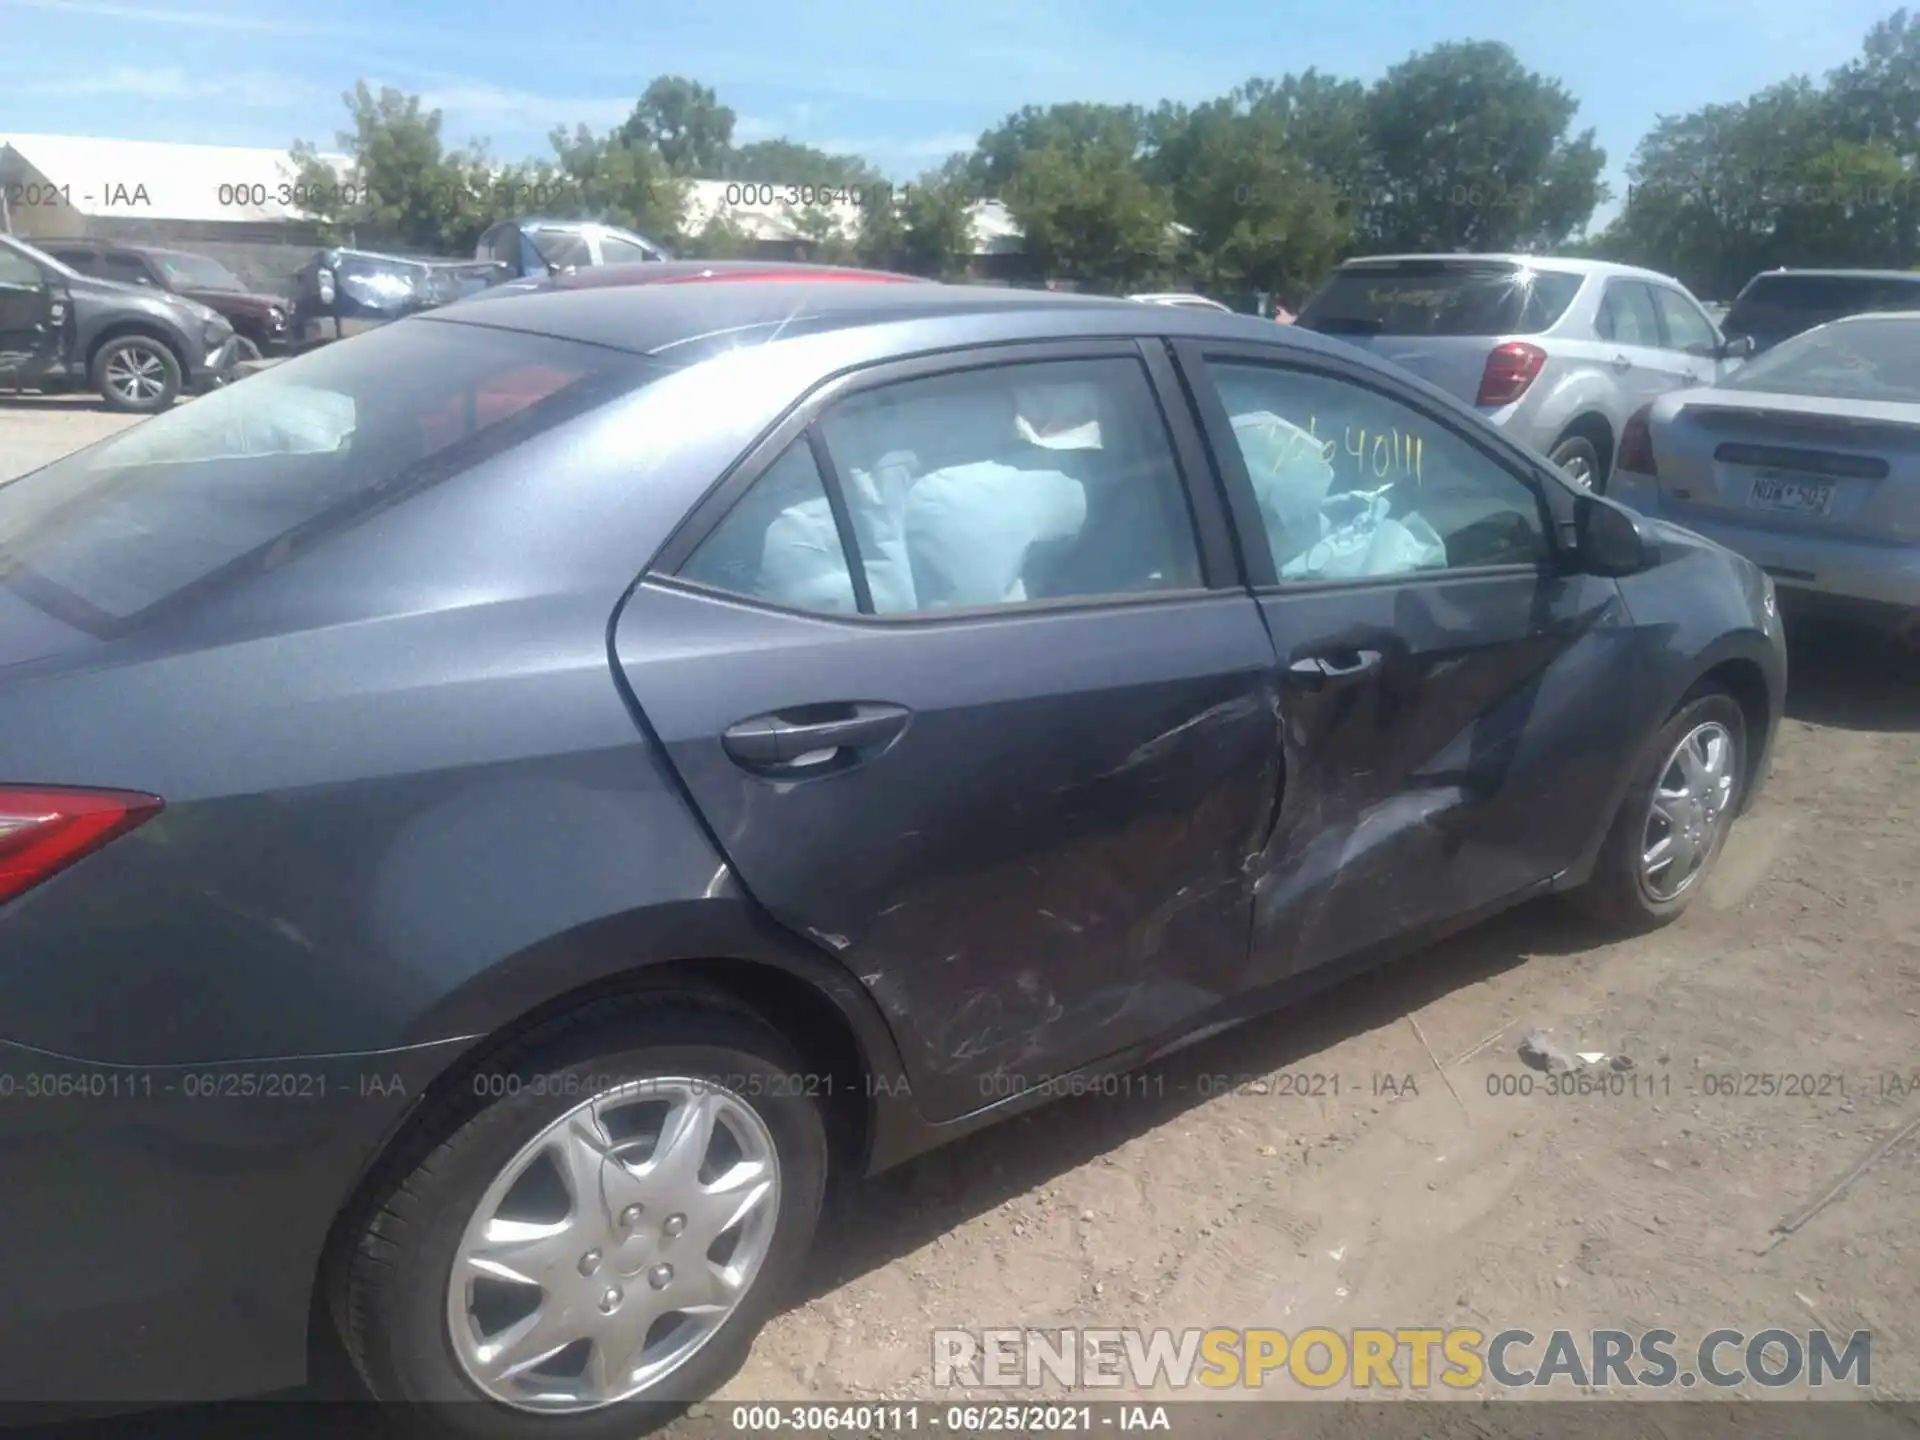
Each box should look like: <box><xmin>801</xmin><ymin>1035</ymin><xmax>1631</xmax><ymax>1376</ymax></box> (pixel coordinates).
<box><xmin>1749</xmin><ymin>474</ymin><xmax>1835</xmax><ymax>516</ymax></box>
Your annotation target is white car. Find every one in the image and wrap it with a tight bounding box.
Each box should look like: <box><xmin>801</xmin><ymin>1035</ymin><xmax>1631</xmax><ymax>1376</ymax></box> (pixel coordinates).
<box><xmin>1128</xmin><ymin>292</ymin><xmax>1233</xmax><ymax>312</ymax></box>
<box><xmin>1296</xmin><ymin>255</ymin><xmax>1753</xmax><ymax>491</ymax></box>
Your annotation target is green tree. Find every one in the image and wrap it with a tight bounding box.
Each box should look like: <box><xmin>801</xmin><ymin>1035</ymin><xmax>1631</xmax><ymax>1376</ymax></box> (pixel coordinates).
<box><xmin>1828</xmin><ymin>7</ymin><xmax>1920</xmax><ymax>265</ymax></box>
<box><xmin>616</xmin><ymin>76</ymin><xmax>736</xmax><ymax>176</ymax></box>
<box><xmin>1002</xmin><ymin>140</ymin><xmax>1175</xmax><ymax>291</ymax></box>
<box><xmin>1357</xmin><ymin>41</ymin><xmax>1607</xmax><ymax>253</ymax></box>
<box><xmin>533</xmin><ymin>123</ymin><xmax>686</xmax><ymax>236</ymax></box>
<box><xmin>970</xmin><ymin>103</ymin><xmax>1148</xmax><ymax>193</ymax></box>
<box><xmin>1144</xmin><ymin>88</ymin><xmax>1351</xmax><ymax>300</ymax></box>
<box><xmin>725</xmin><ymin>139</ymin><xmax>884</xmax><ymax>188</ymax></box>
<box><xmin>1594</xmin><ymin>77</ymin><xmax>1904</xmax><ymax>296</ymax></box>
<box><xmin>291</xmin><ymin>81</ymin><xmax>497</xmax><ymax>252</ymax></box>
<box><xmin>856</xmin><ymin>155</ymin><xmax>979</xmax><ymax>278</ymax></box>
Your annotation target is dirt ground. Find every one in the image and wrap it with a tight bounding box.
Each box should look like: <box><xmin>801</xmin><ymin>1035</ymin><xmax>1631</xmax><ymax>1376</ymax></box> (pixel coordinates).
<box><xmin>708</xmin><ymin>614</ymin><xmax>1920</xmax><ymax>1412</ymax></box>
<box><xmin>4</xmin><ymin>400</ymin><xmax>1916</xmax><ymax>1422</ymax></box>
<box><xmin>0</xmin><ymin>394</ymin><xmax>145</xmax><ymax>483</ymax></box>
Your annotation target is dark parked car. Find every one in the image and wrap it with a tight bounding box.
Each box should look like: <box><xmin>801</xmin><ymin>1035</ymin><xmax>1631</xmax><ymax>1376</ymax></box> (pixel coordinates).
<box><xmin>456</xmin><ymin>256</ymin><xmax>928</xmax><ymax>304</ymax></box>
<box><xmin>289</xmin><ymin>246</ymin><xmax>512</xmax><ymax>348</ymax></box>
<box><xmin>0</xmin><ymin>277</ymin><xmax>1784</xmax><ymax>1433</ymax></box>
<box><xmin>38</xmin><ymin>241</ymin><xmax>293</xmax><ymax>359</ymax></box>
<box><xmin>475</xmin><ymin>217</ymin><xmax>674</xmax><ymax>279</ymax></box>
<box><xmin>0</xmin><ymin>231</ymin><xmax>238</xmax><ymax>411</ymax></box>
<box><xmin>1721</xmin><ymin>268</ymin><xmax>1920</xmax><ymax>355</ymax></box>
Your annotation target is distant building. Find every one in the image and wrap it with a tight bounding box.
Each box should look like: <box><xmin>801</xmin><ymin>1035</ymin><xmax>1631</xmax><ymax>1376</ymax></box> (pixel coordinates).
<box><xmin>0</xmin><ymin>132</ymin><xmax>1038</xmax><ymax>287</ymax></box>
<box><xmin>0</xmin><ymin>133</ymin><xmax>352</xmax><ymax>292</ymax></box>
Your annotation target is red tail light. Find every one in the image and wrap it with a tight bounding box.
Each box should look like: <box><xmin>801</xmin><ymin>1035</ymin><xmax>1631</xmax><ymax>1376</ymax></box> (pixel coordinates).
<box><xmin>1617</xmin><ymin>403</ymin><xmax>1656</xmax><ymax>475</ymax></box>
<box><xmin>1477</xmin><ymin>342</ymin><xmax>1548</xmax><ymax>406</ymax></box>
<box><xmin>0</xmin><ymin>787</ymin><xmax>163</xmax><ymax>905</ymax></box>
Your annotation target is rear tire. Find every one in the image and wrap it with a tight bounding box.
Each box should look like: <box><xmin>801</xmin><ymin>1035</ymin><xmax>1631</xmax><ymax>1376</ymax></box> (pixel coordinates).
<box><xmin>1566</xmin><ymin>686</ymin><xmax>1746</xmax><ymax>932</ymax></box>
<box><xmin>1549</xmin><ymin>434</ymin><xmax>1604</xmax><ymax>493</ymax></box>
<box><xmin>337</xmin><ymin>993</ymin><xmax>829</xmax><ymax>1440</ymax></box>
<box><xmin>91</xmin><ymin>335</ymin><xmax>181</xmax><ymax>413</ymax></box>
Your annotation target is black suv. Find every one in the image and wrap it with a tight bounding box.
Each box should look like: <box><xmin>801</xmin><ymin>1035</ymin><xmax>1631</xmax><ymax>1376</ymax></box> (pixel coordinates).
<box><xmin>40</xmin><ymin>241</ymin><xmax>292</xmax><ymax>359</ymax></box>
<box><xmin>0</xmin><ymin>232</ymin><xmax>238</xmax><ymax>411</ymax></box>
<box><xmin>1721</xmin><ymin>268</ymin><xmax>1920</xmax><ymax>354</ymax></box>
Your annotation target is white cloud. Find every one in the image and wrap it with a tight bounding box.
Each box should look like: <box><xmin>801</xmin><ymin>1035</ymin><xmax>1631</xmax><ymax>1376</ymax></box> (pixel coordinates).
<box><xmin>415</xmin><ymin>84</ymin><xmax>636</xmax><ymax>132</ymax></box>
<box><xmin>13</xmin><ymin>64</ymin><xmax>319</xmax><ymax>107</ymax></box>
<box><xmin>1</xmin><ymin>0</ymin><xmax>329</xmax><ymax>35</ymax></box>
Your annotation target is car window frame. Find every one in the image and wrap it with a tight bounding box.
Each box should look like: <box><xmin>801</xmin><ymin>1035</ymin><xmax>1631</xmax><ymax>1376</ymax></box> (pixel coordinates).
<box><xmin>99</xmin><ymin>250</ymin><xmax>158</xmax><ymax>289</ymax></box>
<box><xmin>1598</xmin><ymin>279</ymin><xmax>1663</xmax><ymax>349</ymax></box>
<box><xmin>1166</xmin><ymin>336</ymin><xmax>1571</xmax><ymax>592</ymax></box>
<box><xmin>1647</xmin><ymin>284</ymin><xmax>1720</xmax><ymax>357</ymax></box>
<box><xmin>648</xmin><ymin>337</ymin><xmax>1244</xmax><ymax>624</ymax></box>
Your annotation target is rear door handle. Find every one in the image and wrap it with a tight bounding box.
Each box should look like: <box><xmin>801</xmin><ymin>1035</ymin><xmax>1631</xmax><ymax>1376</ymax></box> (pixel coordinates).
<box><xmin>1611</xmin><ymin>353</ymin><xmax>1634</xmax><ymax>372</ymax></box>
<box><xmin>1285</xmin><ymin>649</ymin><xmax>1382</xmax><ymax>691</ymax></box>
<box><xmin>722</xmin><ymin>703</ymin><xmax>911</xmax><ymax>769</ymax></box>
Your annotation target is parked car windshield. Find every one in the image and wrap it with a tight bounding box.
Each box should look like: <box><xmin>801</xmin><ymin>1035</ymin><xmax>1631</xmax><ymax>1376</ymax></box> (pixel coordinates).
<box><xmin>0</xmin><ymin>320</ymin><xmax>656</xmax><ymax>635</ymax></box>
<box><xmin>1721</xmin><ymin>315</ymin><xmax>1920</xmax><ymax>403</ymax></box>
<box><xmin>156</xmin><ymin>252</ymin><xmax>247</xmax><ymax>291</ymax></box>
<box><xmin>1298</xmin><ymin>261</ymin><xmax>1586</xmax><ymax>337</ymax></box>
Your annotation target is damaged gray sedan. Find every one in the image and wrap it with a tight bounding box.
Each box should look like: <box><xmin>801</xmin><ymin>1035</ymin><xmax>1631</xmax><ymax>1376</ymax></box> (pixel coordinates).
<box><xmin>0</xmin><ymin>272</ymin><xmax>1782</xmax><ymax>1435</ymax></box>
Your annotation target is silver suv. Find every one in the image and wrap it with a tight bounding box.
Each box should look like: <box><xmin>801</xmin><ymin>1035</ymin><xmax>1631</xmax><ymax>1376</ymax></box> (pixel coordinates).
<box><xmin>1297</xmin><ymin>255</ymin><xmax>1754</xmax><ymax>491</ymax></box>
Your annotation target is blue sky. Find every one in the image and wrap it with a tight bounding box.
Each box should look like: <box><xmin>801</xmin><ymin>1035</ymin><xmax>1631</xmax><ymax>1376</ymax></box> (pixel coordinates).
<box><xmin>0</xmin><ymin>0</ymin><xmax>1901</xmax><ymax>228</ymax></box>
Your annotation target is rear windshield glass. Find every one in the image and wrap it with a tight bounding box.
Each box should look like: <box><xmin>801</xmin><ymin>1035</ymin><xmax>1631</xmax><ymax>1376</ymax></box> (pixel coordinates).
<box><xmin>0</xmin><ymin>319</ymin><xmax>652</xmax><ymax>635</ymax></box>
<box><xmin>1722</xmin><ymin>316</ymin><xmax>1920</xmax><ymax>404</ymax></box>
<box><xmin>1725</xmin><ymin>274</ymin><xmax>1920</xmax><ymax>339</ymax></box>
<box><xmin>1298</xmin><ymin>263</ymin><xmax>1585</xmax><ymax>337</ymax></box>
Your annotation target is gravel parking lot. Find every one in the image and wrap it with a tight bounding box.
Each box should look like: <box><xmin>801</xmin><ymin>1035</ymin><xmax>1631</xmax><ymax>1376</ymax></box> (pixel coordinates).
<box><xmin>0</xmin><ymin>395</ymin><xmax>147</xmax><ymax>482</ymax></box>
<box><xmin>4</xmin><ymin>399</ymin><xmax>1916</xmax><ymax>1419</ymax></box>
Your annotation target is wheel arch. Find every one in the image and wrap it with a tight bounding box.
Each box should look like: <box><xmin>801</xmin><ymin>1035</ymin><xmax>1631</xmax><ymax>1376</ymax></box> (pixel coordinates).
<box><xmin>307</xmin><ymin>903</ymin><xmax>916</xmax><ymax>1368</ymax></box>
<box><xmin>1550</xmin><ymin>410</ymin><xmax>1617</xmax><ymax>487</ymax></box>
<box><xmin>1561</xmin><ymin>630</ymin><xmax>1780</xmax><ymax>887</ymax></box>
<box><xmin>85</xmin><ymin>319</ymin><xmax>191</xmax><ymax>379</ymax></box>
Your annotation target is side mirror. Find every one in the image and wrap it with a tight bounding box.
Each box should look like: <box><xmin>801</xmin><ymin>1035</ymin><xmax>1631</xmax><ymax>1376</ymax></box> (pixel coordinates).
<box><xmin>1574</xmin><ymin>494</ymin><xmax>1652</xmax><ymax>576</ymax></box>
<box><xmin>1718</xmin><ymin>333</ymin><xmax>1756</xmax><ymax>360</ymax></box>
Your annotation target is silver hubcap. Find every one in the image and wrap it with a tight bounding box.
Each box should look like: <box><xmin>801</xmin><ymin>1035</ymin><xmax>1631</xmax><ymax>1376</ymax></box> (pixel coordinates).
<box><xmin>105</xmin><ymin>345</ymin><xmax>167</xmax><ymax>402</ymax></box>
<box><xmin>447</xmin><ymin>1077</ymin><xmax>780</xmax><ymax>1412</ymax></box>
<box><xmin>1640</xmin><ymin>720</ymin><xmax>1736</xmax><ymax>902</ymax></box>
<box><xmin>1559</xmin><ymin>451</ymin><xmax>1594</xmax><ymax>488</ymax></box>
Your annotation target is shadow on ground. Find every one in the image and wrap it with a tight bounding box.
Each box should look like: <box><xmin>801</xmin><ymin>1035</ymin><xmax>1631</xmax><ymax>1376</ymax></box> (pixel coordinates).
<box><xmin>32</xmin><ymin>898</ymin><xmax>1610</xmax><ymax>1438</ymax></box>
<box><xmin>1781</xmin><ymin>612</ymin><xmax>1920</xmax><ymax>733</ymax></box>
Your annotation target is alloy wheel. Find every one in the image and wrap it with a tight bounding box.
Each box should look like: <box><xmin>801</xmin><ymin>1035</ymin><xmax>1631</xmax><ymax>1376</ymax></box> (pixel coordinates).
<box><xmin>446</xmin><ymin>1077</ymin><xmax>780</xmax><ymax>1412</ymax></box>
<box><xmin>1639</xmin><ymin>720</ymin><xmax>1736</xmax><ymax>903</ymax></box>
<box><xmin>1559</xmin><ymin>452</ymin><xmax>1594</xmax><ymax>488</ymax></box>
<box><xmin>104</xmin><ymin>344</ymin><xmax>169</xmax><ymax>404</ymax></box>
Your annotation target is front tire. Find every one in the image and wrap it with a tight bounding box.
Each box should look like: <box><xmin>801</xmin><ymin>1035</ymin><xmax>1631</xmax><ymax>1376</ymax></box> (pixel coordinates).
<box><xmin>91</xmin><ymin>335</ymin><xmax>182</xmax><ymax>413</ymax></box>
<box><xmin>1567</xmin><ymin>686</ymin><xmax>1746</xmax><ymax>931</ymax></box>
<box><xmin>337</xmin><ymin>995</ymin><xmax>829</xmax><ymax>1440</ymax></box>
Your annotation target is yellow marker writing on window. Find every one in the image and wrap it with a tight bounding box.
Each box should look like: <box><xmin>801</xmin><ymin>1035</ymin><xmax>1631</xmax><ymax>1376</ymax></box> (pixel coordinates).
<box><xmin>1309</xmin><ymin>418</ymin><xmax>1423</xmax><ymax>485</ymax></box>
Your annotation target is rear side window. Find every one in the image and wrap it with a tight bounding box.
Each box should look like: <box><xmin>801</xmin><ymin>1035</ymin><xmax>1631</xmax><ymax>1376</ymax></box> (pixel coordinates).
<box><xmin>676</xmin><ymin>357</ymin><xmax>1204</xmax><ymax>615</ymax></box>
<box><xmin>1597</xmin><ymin>282</ymin><xmax>1662</xmax><ymax>346</ymax></box>
<box><xmin>0</xmin><ymin>321</ymin><xmax>653</xmax><ymax>634</ymax></box>
<box><xmin>1298</xmin><ymin>263</ymin><xmax>1584</xmax><ymax>337</ymax></box>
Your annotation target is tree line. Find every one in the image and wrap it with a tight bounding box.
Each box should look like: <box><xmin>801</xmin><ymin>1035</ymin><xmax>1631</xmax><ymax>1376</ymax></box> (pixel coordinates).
<box><xmin>290</xmin><ymin>8</ymin><xmax>1920</xmax><ymax>303</ymax></box>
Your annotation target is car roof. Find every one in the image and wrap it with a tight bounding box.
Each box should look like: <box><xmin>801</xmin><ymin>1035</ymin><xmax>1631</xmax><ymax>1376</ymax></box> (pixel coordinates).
<box><xmin>426</xmin><ymin>277</ymin><xmax>1360</xmax><ymax>365</ymax></box>
<box><xmin>542</xmin><ymin>259</ymin><xmax>928</xmax><ymax>291</ymax></box>
<box><xmin>1336</xmin><ymin>253</ymin><xmax>1681</xmax><ymax>283</ymax></box>
<box><xmin>1744</xmin><ymin>268</ymin><xmax>1920</xmax><ymax>283</ymax></box>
